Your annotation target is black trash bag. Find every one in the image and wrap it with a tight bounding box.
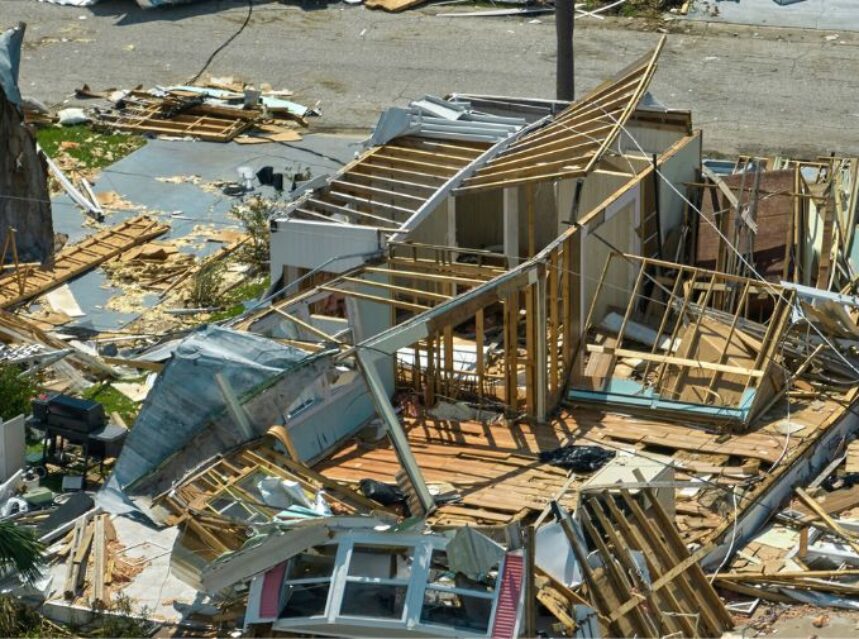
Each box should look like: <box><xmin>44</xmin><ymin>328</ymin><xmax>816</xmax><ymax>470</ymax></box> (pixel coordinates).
<box><xmin>256</xmin><ymin>166</ymin><xmax>275</xmax><ymax>186</ymax></box>
<box><xmin>359</xmin><ymin>479</ymin><xmax>406</xmax><ymax>506</ymax></box>
<box><xmin>825</xmin><ymin>472</ymin><xmax>859</xmax><ymax>491</ymax></box>
<box><xmin>538</xmin><ymin>445</ymin><xmax>615</xmax><ymax>472</ymax></box>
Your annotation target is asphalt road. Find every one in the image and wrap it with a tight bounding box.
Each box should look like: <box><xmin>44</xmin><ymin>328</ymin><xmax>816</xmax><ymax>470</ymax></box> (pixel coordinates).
<box><xmin>8</xmin><ymin>0</ymin><xmax>859</xmax><ymax>156</ymax></box>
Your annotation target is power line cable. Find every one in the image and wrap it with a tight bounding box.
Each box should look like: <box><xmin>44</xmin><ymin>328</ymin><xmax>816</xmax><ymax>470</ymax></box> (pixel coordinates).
<box><xmin>187</xmin><ymin>0</ymin><xmax>255</xmax><ymax>86</ymax></box>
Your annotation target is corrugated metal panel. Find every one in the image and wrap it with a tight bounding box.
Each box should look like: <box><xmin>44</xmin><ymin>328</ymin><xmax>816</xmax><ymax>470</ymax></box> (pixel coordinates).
<box><xmin>113</xmin><ymin>325</ymin><xmax>330</xmax><ymax>493</ymax></box>
<box><xmin>369</xmin><ymin>96</ymin><xmax>526</xmax><ymax>146</ymax></box>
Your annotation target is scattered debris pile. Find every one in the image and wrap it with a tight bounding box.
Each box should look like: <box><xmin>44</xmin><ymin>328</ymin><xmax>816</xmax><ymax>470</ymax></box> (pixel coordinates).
<box><xmin>85</xmin><ymin>80</ymin><xmax>314</xmax><ymax>144</ymax></box>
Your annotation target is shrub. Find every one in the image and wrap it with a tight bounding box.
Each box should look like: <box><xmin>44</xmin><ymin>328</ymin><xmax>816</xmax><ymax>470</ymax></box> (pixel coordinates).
<box><xmin>0</xmin><ymin>364</ymin><xmax>38</xmax><ymax>421</ymax></box>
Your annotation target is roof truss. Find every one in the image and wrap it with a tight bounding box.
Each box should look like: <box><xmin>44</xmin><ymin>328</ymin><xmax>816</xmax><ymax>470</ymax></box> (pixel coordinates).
<box><xmin>456</xmin><ymin>37</ymin><xmax>666</xmax><ymax>194</ymax></box>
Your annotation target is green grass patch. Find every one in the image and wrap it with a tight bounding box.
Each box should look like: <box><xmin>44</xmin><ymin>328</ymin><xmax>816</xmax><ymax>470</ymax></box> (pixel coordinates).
<box><xmin>208</xmin><ymin>275</ymin><xmax>270</xmax><ymax>322</ymax></box>
<box><xmin>81</xmin><ymin>383</ymin><xmax>140</xmax><ymax>426</ymax></box>
<box><xmin>35</xmin><ymin>124</ymin><xmax>145</xmax><ymax>170</ymax></box>
<box><xmin>208</xmin><ymin>303</ymin><xmax>245</xmax><ymax>323</ymax></box>
<box><xmin>227</xmin><ymin>276</ymin><xmax>270</xmax><ymax>303</ymax></box>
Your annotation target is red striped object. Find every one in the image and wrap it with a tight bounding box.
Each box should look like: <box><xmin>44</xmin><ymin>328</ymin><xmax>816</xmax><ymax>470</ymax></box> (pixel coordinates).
<box><xmin>491</xmin><ymin>553</ymin><xmax>524</xmax><ymax>639</ymax></box>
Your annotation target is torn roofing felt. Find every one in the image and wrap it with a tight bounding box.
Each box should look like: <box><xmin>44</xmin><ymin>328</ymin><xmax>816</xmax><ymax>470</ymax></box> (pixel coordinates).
<box><xmin>111</xmin><ymin>325</ymin><xmax>335</xmax><ymax>496</ymax></box>
<box><xmin>0</xmin><ymin>23</ymin><xmax>24</xmax><ymax>107</ymax></box>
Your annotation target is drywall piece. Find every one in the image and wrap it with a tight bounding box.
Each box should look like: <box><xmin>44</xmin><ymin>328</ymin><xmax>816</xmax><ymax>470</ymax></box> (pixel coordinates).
<box><xmin>582</xmin><ymin>452</ymin><xmax>676</xmax><ymax>519</ymax></box>
<box><xmin>536</xmin><ymin>520</ymin><xmax>582</xmax><ymax>588</ymax></box>
<box><xmin>503</xmin><ymin>187</ymin><xmax>520</xmax><ymax>268</ymax></box>
<box><xmin>269</xmin><ymin>218</ymin><xmax>383</xmax><ymax>285</ymax></box>
<box><xmin>44</xmin><ymin>284</ymin><xmax>85</xmax><ymax>318</ymax></box>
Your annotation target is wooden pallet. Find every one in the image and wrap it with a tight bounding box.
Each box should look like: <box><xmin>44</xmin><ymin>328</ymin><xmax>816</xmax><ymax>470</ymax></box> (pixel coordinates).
<box><xmin>98</xmin><ymin>103</ymin><xmax>251</xmax><ymax>142</ymax></box>
<box><xmin>0</xmin><ymin>215</ymin><xmax>169</xmax><ymax>309</ymax></box>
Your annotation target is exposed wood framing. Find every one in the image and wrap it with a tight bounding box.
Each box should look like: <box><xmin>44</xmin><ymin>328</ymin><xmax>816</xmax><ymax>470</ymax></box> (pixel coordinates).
<box><xmin>570</xmin><ymin>488</ymin><xmax>733</xmax><ymax>638</ymax></box>
<box><xmin>285</xmin><ymin>136</ymin><xmax>490</xmax><ymax>229</ymax></box>
<box><xmin>572</xmin><ymin>252</ymin><xmax>793</xmax><ymax>426</ymax></box>
<box><xmin>0</xmin><ymin>215</ymin><xmax>169</xmax><ymax>309</ymax></box>
<box><xmin>96</xmin><ymin>93</ymin><xmax>252</xmax><ymax>142</ymax></box>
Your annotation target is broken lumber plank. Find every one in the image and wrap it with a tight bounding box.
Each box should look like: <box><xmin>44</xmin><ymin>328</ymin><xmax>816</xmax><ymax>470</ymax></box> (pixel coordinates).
<box><xmin>796</xmin><ymin>488</ymin><xmax>859</xmax><ymax>555</ymax></box>
<box><xmin>793</xmin><ymin>483</ymin><xmax>859</xmax><ymax>523</ymax></box>
<box><xmin>65</xmin><ymin>518</ymin><xmax>94</xmax><ymax>599</ymax></box>
<box><xmin>91</xmin><ymin>514</ymin><xmax>107</xmax><ymax>607</ymax></box>
<box><xmin>712</xmin><ymin>569</ymin><xmax>859</xmax><ymax>581</ymax></box>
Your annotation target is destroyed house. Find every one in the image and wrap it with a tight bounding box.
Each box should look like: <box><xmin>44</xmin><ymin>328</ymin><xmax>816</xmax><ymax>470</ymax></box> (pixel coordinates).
<box><xmin>16</xmin><ymin>31</ymin><xmax>859</xmax><ymax>639</ymax></box>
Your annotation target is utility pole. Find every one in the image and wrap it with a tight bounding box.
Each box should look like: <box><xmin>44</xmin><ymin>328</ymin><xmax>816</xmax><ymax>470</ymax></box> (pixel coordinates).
<box><xmin>555</xmin><ymin>0</ymin><xmax>574</xmax><ymax>100</ymax></box>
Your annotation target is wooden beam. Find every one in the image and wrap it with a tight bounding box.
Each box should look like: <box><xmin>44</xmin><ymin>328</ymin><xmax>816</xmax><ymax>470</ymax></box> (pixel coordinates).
<box><xmin>339</xmin><ymin>276</ymin><xmax>452</xmax><ymax>302</ymax></box>
<box><xmin>796</xmin><ymin>488</ymin><xmax>859</xmax><ymax>555</ymax></box>
<box><xmin>328</xmin><ymin>190</ymin><xmax>417</xmax><ymax>217</ymax></box>
<box><xmin>355</xmin><ymin>161</ymin><xmax>449</xmax><ymax>184</ymax></box>
<box><xmin>271</xmin><ymin>307</ymin><xmax>344</xmax><ymax>343</ymax></box>
<box><xmin>369</xmin><ymin>153</ymin><xmax>463</xmax><ymax>175</ymax></box>
<box><xmin>380</xmin><ymin>144</ymin><xmax>474</xmax><ymax>166</ymax></box>
<box><xmin>330</xmin><ymin>179</ymin><xmax>427</xmax><ymax>204</ymax></box>
<box><xmin>586</xmin><ymin>344</ymin><xmax>766</xmax><ymax>378</ymax></box>
<box><xmin>306</xmin><ymin>197</ymin><xmax>400</xmax><ymax>227</ymax></box>
<box><xmin>364</xmin><ymin>266</ymin><xmax>487</xmax><ymax>286</ymax></box>
<box><xmin>102</xmin><ymin>356</ymin><xmax>164</xmax><ymax>372</ymax></box>
<box><xmin>319</xmin><ymin>285</ymin><xmax>430</xmax><ymax>313</ymax></box>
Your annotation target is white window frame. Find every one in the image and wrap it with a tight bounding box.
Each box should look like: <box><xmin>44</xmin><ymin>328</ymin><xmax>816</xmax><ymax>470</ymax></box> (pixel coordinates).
<box><xmin>418</xmin><ymin>547</ymin><xmax>499</xmax><ymax>636</ymax></box>
<box><xmin>335</xmin><ymin>541</ymin><xmax>416</xmax><ymax>623</ymax></box>
<box><xmin>272</xmin><ymin>531</ymin><xmax>505</xmax><ymax>638</ymax></box>
<box><xmin>278</xmin><ymin>545</ymin><xmax>339</xmax><ymax>621</ymax></box>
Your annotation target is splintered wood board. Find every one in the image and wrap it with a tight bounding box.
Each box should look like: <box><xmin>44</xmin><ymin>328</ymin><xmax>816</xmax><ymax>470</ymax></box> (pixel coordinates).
<box><xmin>0</xmin><ymin>215</ymin><xmax>169</xmax><ymax>309</ymax></box>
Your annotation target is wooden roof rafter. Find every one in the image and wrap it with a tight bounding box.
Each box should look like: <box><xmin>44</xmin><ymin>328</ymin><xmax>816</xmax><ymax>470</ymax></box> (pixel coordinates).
<box><xmin>456</xmin><ymin>37</ymin><xmax>666</xmax><ymax>194</ymax></box>
<box><xmin>283</xmin><ymin>136</ymin><xmax>493</xmax><ymax>229</ymax></box>
<box><xmin>236</xmin><ymin>250</ymin><xmax>498</xmax><ymax>337</ymax></box>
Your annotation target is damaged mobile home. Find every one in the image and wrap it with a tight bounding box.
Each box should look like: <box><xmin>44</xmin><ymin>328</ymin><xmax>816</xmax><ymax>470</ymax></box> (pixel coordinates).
<box><xmin>5</xmin><ymin>30</ymin><xmax>859</xmax><ymax>637</ymax></box>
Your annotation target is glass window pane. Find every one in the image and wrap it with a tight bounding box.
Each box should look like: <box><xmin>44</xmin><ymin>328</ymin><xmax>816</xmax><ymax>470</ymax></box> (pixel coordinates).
<box><xmin>286</xmin><ymin>546</ymin><xmax>337</xmax><ymax>580</ymax></box>
<box><xmin>420</xmin><ymin>588</ymin><xmax>492</xmax><ymax>633</ymax></box>
<box><xmin>340</xmin><ymin>583</ymin><xmax>407</xmax><ymax>619</ymax></box>
<box><xmin>347</xmin><ymin>545</ymin><xmax>412</xmax><ymax>579</ymax></box>
<box><xmin>281</xmin><ymin>582</ymin><xmax>331</xmax><ymax>618</ymax></box>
